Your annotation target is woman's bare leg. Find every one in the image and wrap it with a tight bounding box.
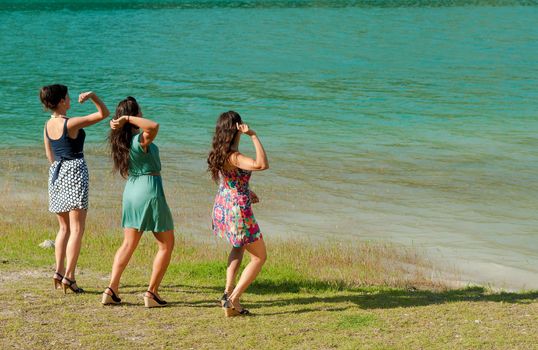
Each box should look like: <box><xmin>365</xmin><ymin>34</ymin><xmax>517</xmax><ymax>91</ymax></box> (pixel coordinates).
<box><xmin>228</xmin><ymin>238</ymin><xmax>267</xmax><ymax>309</ymax></box>
<box><xmin>147</xmin><ymin>230</ymin><xmax>174</xmax><ymax>298</ymax></box>
<box><xmin>64</xmin><ymin>209</ymin><xmax>87</xmax><ymax>288</ymax></box>
<box><xmin>107</xmin><ymin>228</ymin><xmax>143</xmax><ymax>294</ymax></box>
<box><xmin>225</xmin><ymin>246</ymin><xmax>245</xmax><ymax>294</ymax></box>
<box><xmin>54</xmin><ymin>212</ymin><xmax>70</xmax><ymax>276</ymax></box>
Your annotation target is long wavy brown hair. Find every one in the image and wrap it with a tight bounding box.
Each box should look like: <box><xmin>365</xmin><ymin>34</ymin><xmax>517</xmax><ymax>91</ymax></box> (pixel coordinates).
<box><xmin>207</xmin><ymin>111</ymin><xmax>243</xmax><ymax>182</ymax></box>
<box><xmin>108</xmin><ymin>96</ymin><xmax>140</xmax><ymax>178</ymax></box>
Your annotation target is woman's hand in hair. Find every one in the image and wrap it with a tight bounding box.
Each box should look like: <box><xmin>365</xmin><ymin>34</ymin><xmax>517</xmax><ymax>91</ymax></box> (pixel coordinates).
<box><xmin>229</xmin><ymin>122</ymin><xmax>269</xmax><ymax>171</ymax></box>
<box><xmin>236</xmin><ymin>123</ymin><xmax>256</xmax><ymax>136</ymax></box>
<box><xmin>78</xmin><ymin>91</ymin><xmax>94</xmax><ymax>103</ymax></box>
<box><xmin>110</xmin><ymin>115</ymin><xmax>128</xmax><ymax>130</ymax></box>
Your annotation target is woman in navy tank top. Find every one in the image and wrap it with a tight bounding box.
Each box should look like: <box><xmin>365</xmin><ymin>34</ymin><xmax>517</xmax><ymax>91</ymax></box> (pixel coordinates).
<box><xmin>40</xmin><ymin>84</ymin><xmax>109</xmax><ymax>294</ymax></box>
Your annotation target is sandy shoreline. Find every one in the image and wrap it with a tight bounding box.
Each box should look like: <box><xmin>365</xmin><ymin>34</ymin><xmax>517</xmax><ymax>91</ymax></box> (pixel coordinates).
<box><xmin>1</xmin><ymin>146</ymin><xmax>537</xmax><ymax>292</ymax></box>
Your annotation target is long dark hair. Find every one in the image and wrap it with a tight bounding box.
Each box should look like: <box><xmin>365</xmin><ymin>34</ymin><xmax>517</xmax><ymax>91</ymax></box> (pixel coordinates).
<box><xmin>207</xmin><ymin>111</ymin><xmax>243</xmax><ymax>182</ymax></box>
<box><xmin>109</xmin><ymin>96</ymin><xmax>140</xmax><ymax>178</ymax></box>
<box><xmin>39</xmin><ymin>84</ymin><xmax>68</xmax><ymax>110</ymax></box>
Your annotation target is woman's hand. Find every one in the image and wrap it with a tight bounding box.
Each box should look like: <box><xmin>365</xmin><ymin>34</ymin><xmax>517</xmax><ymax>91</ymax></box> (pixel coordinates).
<box><xmin>250</xmin><ymin>191</ymin><xmax>260</xmax><ymax>204</ymax></box>
<box><xmin>78</xmin><ymin>91</ymin><xmax>94</xmax><ymax>103</ymax></box>
<box><xmin>236</xmin><ymin>123</ymin><xmax>256</xmax><ymax>136</ymax></box>
<box><xmin>229</xmin><ymin>121</ymin><xmax>268</xmax><ymax>171</ymax></box>
<box><xmin>110</xmin><ymin>116</ymin><xmax>128</xmax><ymax>130</ymax></box>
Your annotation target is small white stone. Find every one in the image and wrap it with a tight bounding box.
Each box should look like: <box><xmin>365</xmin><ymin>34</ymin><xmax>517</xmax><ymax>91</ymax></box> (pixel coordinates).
<box><xmin>474</xmin><ymin>319</ymin><xmax>481</xmax><ymax>324</ymax></box>
<box><xmin>39</xmin><ymin>240</ymin><xmax>55</xmax><ymax>249</ymax></box>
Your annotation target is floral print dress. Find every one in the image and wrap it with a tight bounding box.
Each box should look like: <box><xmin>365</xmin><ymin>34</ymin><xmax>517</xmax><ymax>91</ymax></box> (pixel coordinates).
<box><xmin>212</xmin><ymin>168</ymin><xmax>262</xmax><ymax>247</ymax></box>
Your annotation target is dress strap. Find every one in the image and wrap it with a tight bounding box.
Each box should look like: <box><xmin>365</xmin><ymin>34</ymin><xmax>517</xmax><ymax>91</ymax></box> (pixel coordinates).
<box><xmin>45</xmin><ymin>118</ymin><xmax>68</xmax><ymax>140</ymax></box>
<box><xmin>44</xmin><ymin>121</ymin><xmax>51</xmax><ymax>140</ymax></box>
<box><xmin>62</xmin><ymin>118</ymin><xmax>69</xmax><ymax>137</ymax></box>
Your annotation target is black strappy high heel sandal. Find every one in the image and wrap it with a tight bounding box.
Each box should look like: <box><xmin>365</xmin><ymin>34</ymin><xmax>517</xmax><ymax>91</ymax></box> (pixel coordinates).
<box><xmin>102</xmin><ymin>287</ymin><xmax>122</xmax><ymax>305</ymax></box>
<box><xmin>53</xmin><ymin>272</ymin><xmax>64</xmax><ymax>290</ymax></box>
<box><xmin>222</xmin><ymin>299</ymin><xmax>251</xmax><ymax>317</ymax></box>
<box><xmin>220</xmin><ymin>292</ymin><xmax>228</xmax><ymax>307</ymax></box>
<box><xmin>144</xmin><ymin>290</ymin><xmax>167</xmax><ymax>308</ymax></box>
<box><xmin>62</xmin><ymin>277</ymin><xmax>84</xmax><ymax>294</ymax></box>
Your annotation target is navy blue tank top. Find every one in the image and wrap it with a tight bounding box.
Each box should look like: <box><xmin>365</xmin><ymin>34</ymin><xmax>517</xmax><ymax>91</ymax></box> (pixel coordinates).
<box><xmin>46</xmin><ymin>118</ymin><xmax>85</xmax><ymax>184</ymax></box>
<box><xmin>46</xmin><ymin>118</ymin><xmax>85</xmax><ymax>161</ymax></box>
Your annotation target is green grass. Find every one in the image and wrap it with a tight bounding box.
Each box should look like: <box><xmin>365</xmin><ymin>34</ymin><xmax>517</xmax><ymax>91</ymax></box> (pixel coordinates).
<box><xmin>337</xmin><ymin>314</ymin><xmax>378</xmax><ymax>329</ymax></box>
<box><xmin>1</xmin><ymin>226</ymin><xmax>537</xmax><ymax>349</ymax></box>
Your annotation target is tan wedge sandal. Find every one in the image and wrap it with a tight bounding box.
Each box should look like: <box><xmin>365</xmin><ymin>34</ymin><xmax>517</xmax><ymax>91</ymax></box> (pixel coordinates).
<box><xmin>102</xmin><ymin>287</ymin><xmax>122</xmax><ymax>305</ymax></box>
<box><xmin>144</xmin><ymin>290</ymin><xmax>167</xmax><ymax>308</ymax></box>
<box><xmin>222</xmin><ymin>300</ymin><xmax>251</xmax><ymax>317</ymax></box>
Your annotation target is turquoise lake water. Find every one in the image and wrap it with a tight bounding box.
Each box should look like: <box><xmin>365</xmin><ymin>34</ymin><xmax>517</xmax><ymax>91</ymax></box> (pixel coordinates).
<box><xmin>1</xmin><ymin>1</ymin><xmax>537</xmax><ymax>289</ymax></box>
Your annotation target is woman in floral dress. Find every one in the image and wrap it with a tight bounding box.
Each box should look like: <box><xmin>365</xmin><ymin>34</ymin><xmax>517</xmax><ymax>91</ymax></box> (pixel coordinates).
<box><xmin>207</xmin><ymin>111</ymin><xmax>269</xmax><ymax>317</ymax></box>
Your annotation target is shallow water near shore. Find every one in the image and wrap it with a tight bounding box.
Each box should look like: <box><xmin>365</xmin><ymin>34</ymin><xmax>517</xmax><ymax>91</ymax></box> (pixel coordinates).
<box><xmin>1</xmin><ymin>1</ymin><xmax>537</xmax><ymax>289</ymax></box>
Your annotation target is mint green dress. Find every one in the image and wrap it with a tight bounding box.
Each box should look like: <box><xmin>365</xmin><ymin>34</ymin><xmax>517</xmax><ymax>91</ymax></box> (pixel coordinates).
<box><xmin>121</xmin><ymin>134</ymin><xmax>174</xmax><ymax>232</ymax></box>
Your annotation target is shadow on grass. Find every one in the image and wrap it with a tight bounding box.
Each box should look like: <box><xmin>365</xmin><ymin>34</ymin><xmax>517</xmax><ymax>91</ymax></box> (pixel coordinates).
<box><xmin>167</xmin><ymin>300</ymin><xmax>219</xmax><ymax>308</ymax></box>
<box><xmin>91</xmin><ymin>277</ymin><xmax>538</xmax><ymax>312</ymax></box>
<box><xmin>120</xmin><ymin>283</ymin><xmax>222</xmax><ymax>293</ymax></box>
<box><xmin>248</xmin><ymin>278</ymin><xmax>349</xmax><ymax>294</ymax></box>
<box><xmin>117</xmin><ymin>279</ymin><xmax>538</xmax><ymax>313</ymax></box>
<box><xmin>249</xmin><ymin>281</ymin><xmax>538</xmax><ymax>312</ymax></box>
<box><xmin>101</xmin><ymin>301</ymin><xmax>140</xmax><ymax>307</ymax></box>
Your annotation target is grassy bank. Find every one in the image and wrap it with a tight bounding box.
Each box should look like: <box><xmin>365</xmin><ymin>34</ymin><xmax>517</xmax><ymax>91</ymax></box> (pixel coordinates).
<box><xmin>1</xmin><ymin>149</ymin><xmax>537</xmax><ymax>349</ymax></box>
<box><xmin>1</xmin><ymin>226</ymin><xmax>537</xmax><ymax>349</ymax></box>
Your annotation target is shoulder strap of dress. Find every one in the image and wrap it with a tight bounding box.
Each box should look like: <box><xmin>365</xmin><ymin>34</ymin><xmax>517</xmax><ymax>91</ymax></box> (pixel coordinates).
<box><xmin>62</xmin><ymin>118</ymin><xmax>69</xmax><ymax>136</ymax></box>
<box><xmin>44</xmin><ymin>120</ymin><xmax>51</xmax><ymax>139</ymax></box>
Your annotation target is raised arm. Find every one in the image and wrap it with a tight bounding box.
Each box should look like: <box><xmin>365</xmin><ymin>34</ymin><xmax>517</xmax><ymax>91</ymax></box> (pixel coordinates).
<box><xmin>43</xmin><ymin>125</ymin><xmax>54</xmax><ymax>164</ymax></box>
<box><xmin>67</xmin><ymin>91</ymin><xmax>110</xmax><ymax>130</ymax></box>
<box><xmin>229</xmin><ymin>123</ymin><xmax>269</xmax><ymax>171</ymax></box>
<box><xmin>110</xmin><ymin>115</ymin><xmax>159</xmax><ymax>150</ymax></box>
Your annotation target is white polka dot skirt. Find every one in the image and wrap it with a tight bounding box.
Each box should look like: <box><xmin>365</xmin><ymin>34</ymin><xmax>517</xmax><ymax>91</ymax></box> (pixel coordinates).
<box><xmin>48</xmin><ymin>158</ymin><xmax>89</xmax><ymax>213</ymax></box>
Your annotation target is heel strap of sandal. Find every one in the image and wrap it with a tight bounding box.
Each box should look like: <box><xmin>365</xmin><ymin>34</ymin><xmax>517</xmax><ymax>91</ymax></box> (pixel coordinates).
<box><xmin>146</xmin><ymin>290</ymin><xmax>166</xmax><ymax>305</ymax></box>
<box><xmin>223</xmin><ymin>299</ymin><xmax>233</xmax><ymax>309</ymax></box>
<box><xmin>62</xmin><ymin>277</ymin><xmax>83</xmax><ymax>293</ymax></box>
<box><xmin>53</xmin><ymin>272</ymin><xmax>64</xmax><ymax>280</ymax></box>
<box><xmin>106</xmin><ymin>287</ymin><xmax>118</xmax><ymax>298</ymax></box>
<box><xmin>223</xmin><ymin>300</ymin><xmax>249</xmax><ymax>314</ymax></box>
<box><xmin>62</xmin><ymin>277</ymin><xmax>76</xmax><ymax>285</ymax></box>
<box><xmin>146</xmin><ymin>290</ymin><xmax>158</xmax><ymax>299</ymax></box>
<box><xmin>105</xmin><ymin>287</ymin><xmax>121</xmax><ymax>302</ymax></box>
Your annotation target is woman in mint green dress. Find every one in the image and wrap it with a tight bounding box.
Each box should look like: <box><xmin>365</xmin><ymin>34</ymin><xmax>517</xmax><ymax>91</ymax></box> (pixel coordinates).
<box><xmin>101</xmin><ymin>97</ymin><xmax>174</xmax><ymax>308</ymax></box>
